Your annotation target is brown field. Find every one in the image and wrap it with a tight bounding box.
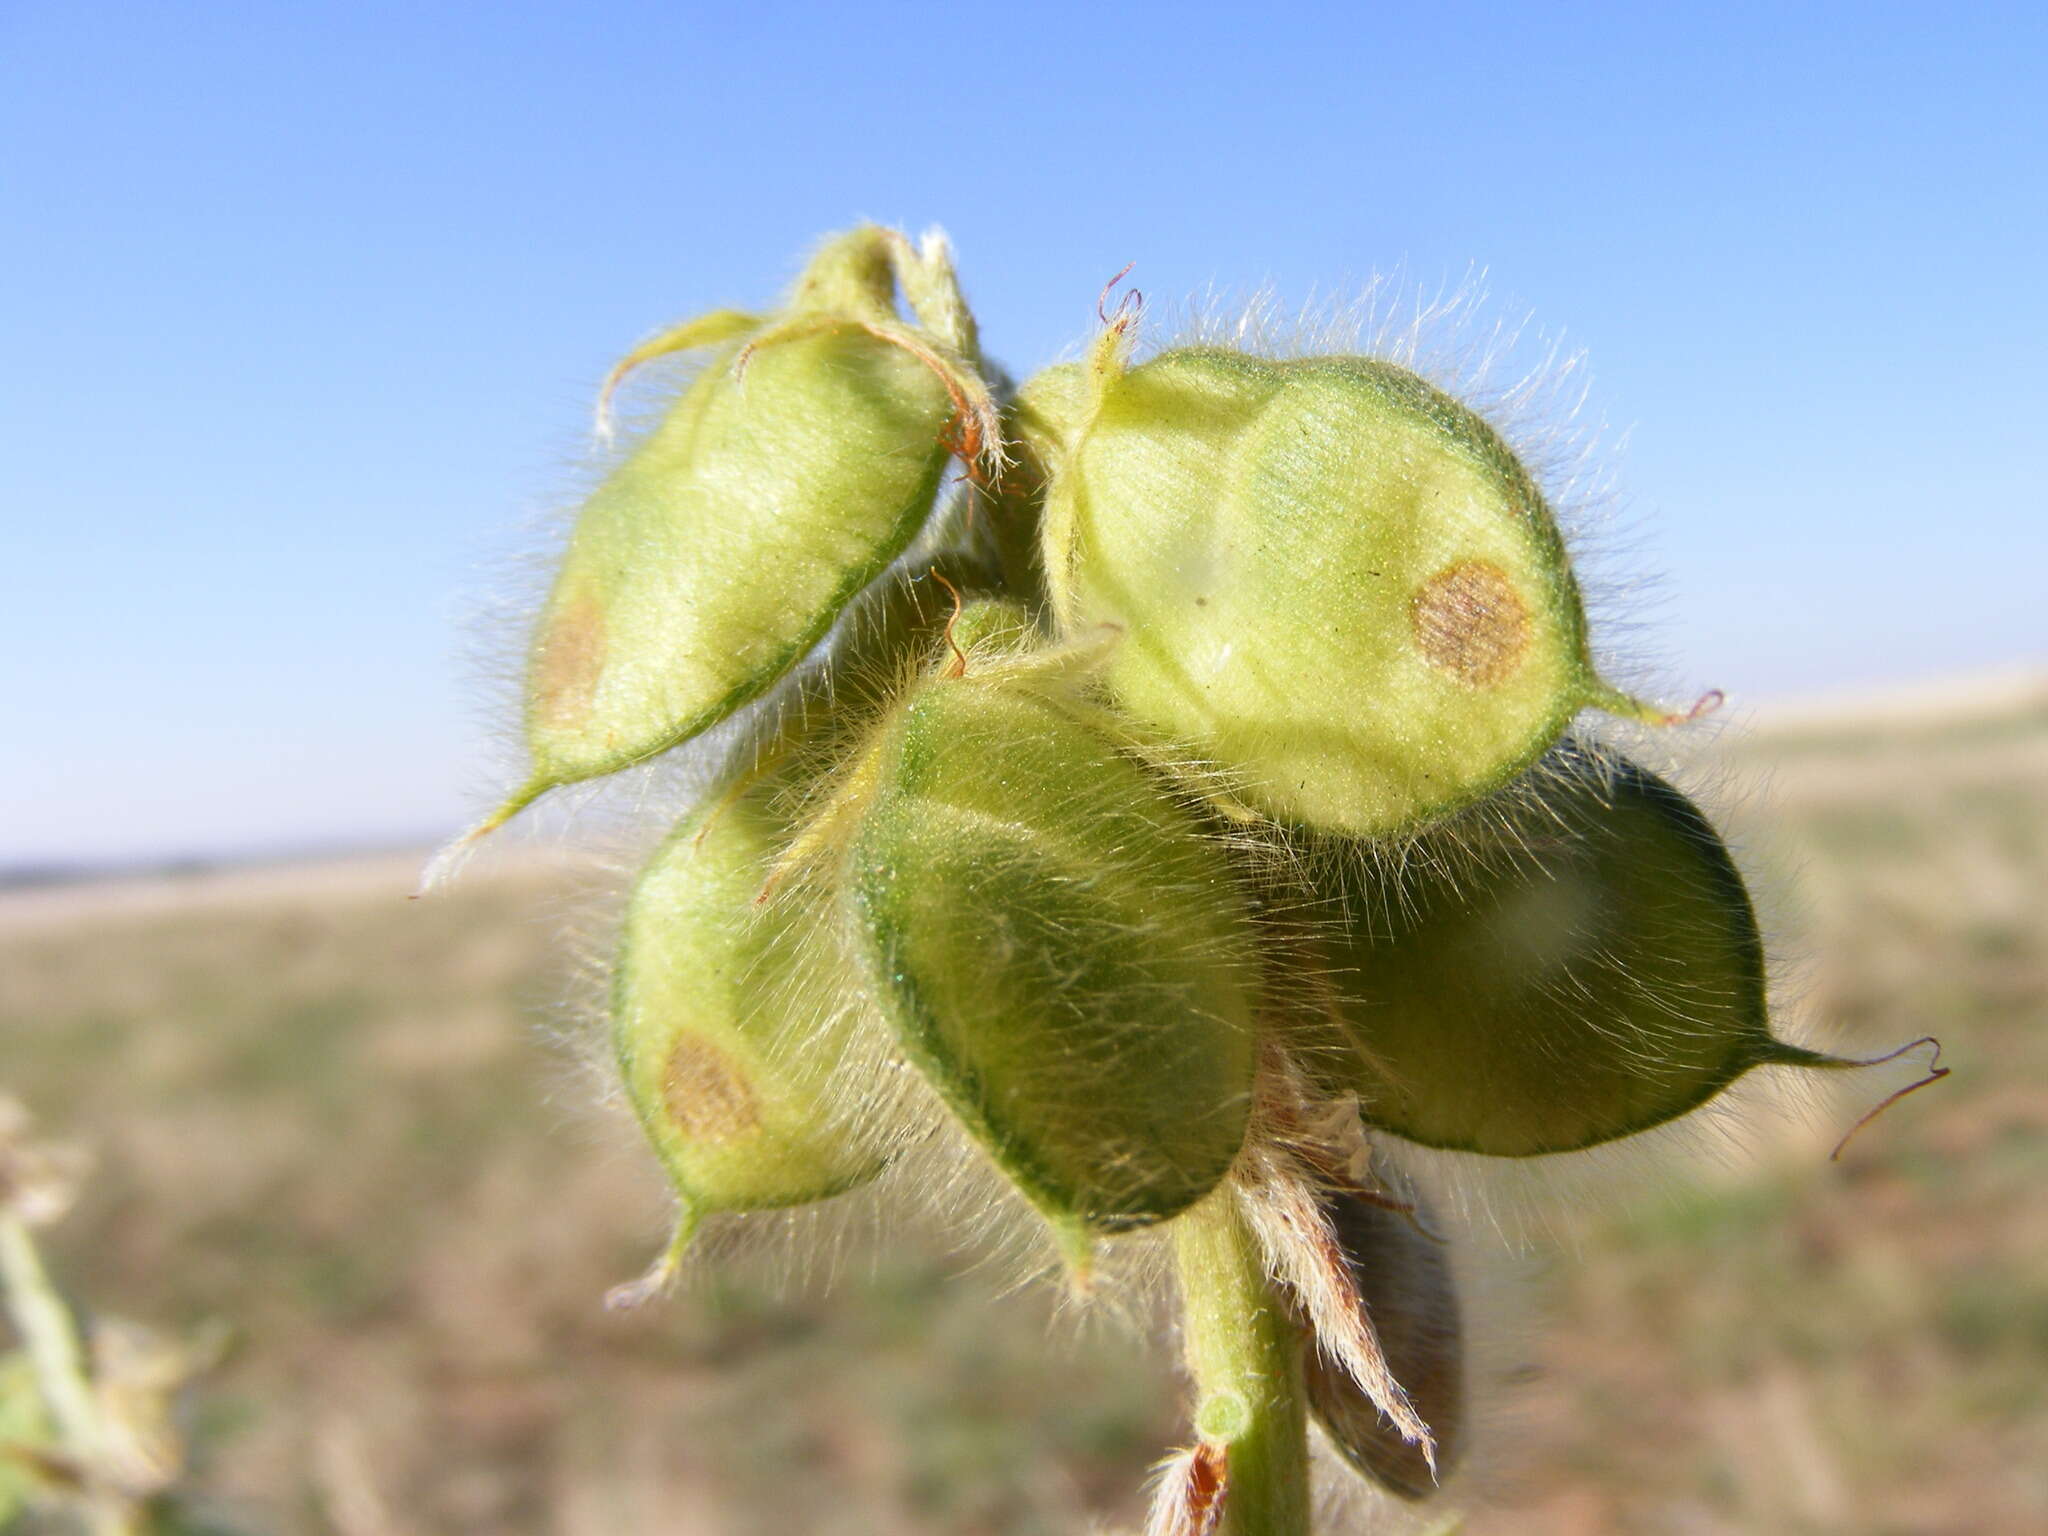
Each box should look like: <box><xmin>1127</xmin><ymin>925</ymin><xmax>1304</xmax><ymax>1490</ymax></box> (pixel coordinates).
<box><xmin>4</xmin><ymin>684</ymin><xmax>2045</xmax><ymax>1534</ymax></box>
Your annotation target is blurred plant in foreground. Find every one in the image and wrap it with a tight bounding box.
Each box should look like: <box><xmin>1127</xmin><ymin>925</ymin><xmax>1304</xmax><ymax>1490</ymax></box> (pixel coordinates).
<box><xmin>431</xmin><ymin>225</ymin><xmax>1943</xmax><ymax>1534</ymax></box>
<box><xmin>0</xmin><ymin>1096</ymin><xmax>232</xmax><ymax>1536</ymax></box>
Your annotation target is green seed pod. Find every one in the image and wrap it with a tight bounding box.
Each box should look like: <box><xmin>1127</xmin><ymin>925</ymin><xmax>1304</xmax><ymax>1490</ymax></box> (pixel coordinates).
<box><xmin>481</xmin><ymin>226</ymin><xmax>999</xmax><ymax>838</ymax></box>
<box><xmin>609</xmin><ymin>789</ymin><xmax>890</xmax><ymax>1302</ymax></box>
<box><xmin>1041</xmin><ymin>345</ymin><xmax>1652</xmax><ymax>837</ymax></box>
<box><xmin>1294</xmin><ymin>745</ymin><xmax>1862</xmax><ymax>1156</ymax></box>
<box><xmin>933</xmin><ymin>593</ymin><xmax>1037</xmax><ymax>660</ymax></box>
<box><xmin>836</xmin><ymin>646</ymin><xmax>1258</xmax><ymax>1259</ymax></box>
<box><xmin>1009</xmin><ymin>362</ymin><xmax>1090</xmax><ymax>475</ymax></box>
<box><xmin>1302</xmin><ymin>1191</ymin><xmax>1464</xmax><ymax>1501</ymax></box>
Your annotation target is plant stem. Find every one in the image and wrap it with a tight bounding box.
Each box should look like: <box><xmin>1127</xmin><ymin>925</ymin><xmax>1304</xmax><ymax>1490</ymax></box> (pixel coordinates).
<box><xmin>1172</xmin><ymin>1184</ymin><xmax>1311</xmax><ymax>1536</ymax></box>
<box><xmin>2</xmin><ymin>1212</ymin><xmax>153</xmax><ymax>1534</ymax></box>
<box><xmin>0</xmin><ymin>1212</ymin><xmax>101</xmax><ymax>1460</ymax></box>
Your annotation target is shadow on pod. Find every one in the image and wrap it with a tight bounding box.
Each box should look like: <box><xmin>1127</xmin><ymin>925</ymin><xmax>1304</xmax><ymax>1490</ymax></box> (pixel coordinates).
<box><xmin>1292</xmin><ymin>743</ymin><xmax>1909</xmax><ymax>1157</ymax></box>
<box><xmin>825</xmin><ymin>612</ymin><xmax>1260</xmax><ymax>1265</ymax></box>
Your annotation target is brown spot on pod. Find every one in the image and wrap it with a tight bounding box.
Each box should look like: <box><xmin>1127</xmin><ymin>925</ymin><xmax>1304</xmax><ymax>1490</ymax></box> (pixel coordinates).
<box><xmin>533</xmin><ymin>589</ymin><xmax>606</xmax><ymax>730</ymax></box>
<box><xmin>473</xmin><ymin>226</ymin><xmax>999</xmax><ymax>841</ymax></box>
<box><xmin>661</xmin><ymin>1037</ymin><xmax>761</xmax><ymax>1145</ymax></box>
<box><xmin>1040</xmin><ymin>346</ymin><xmax>1627</xmax><ymax>837</ymax></box>
<box><xmin>613</xmin><ymin>790</ymin><xmax>890</xmax><ymax>1237</ymax></box>
<box><xmin>1410</xmin><ymin>558</ymin><xmax>1530</xmax><ymax>687</ymax></box>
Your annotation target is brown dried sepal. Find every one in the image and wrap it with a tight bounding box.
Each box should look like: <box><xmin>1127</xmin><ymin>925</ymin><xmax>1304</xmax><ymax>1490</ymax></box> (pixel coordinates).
<box><xmin>1143</xmin><ymin>1440</ymin><xmax>1229</xmax><ymax>1536</ymax></box>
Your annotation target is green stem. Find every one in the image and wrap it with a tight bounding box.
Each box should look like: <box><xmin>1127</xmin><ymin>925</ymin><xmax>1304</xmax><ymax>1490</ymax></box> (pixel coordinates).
<box><xmin>0</xmin><ymin>1215</ymin><xmax>149</xmax><ymax>1536</ymax></box>
<box><xmin>0</xmin><ymin>1213</ymin><xmax>101</xmax><ymax>1459</ymax></box>
<box><xmin>1172</xmin><ymin>1185</ymin><xmax>1311</xmax><ymax>1536</ymax></box>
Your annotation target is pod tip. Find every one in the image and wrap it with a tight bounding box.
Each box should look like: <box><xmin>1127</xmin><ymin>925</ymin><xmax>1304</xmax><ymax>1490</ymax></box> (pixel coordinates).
<box><xmin>603</xmin><ymin>1208</ymin><xmax>702</xmax><ymax>1312</ymax></box>
<box><xmin>1589</xmin><ymin>682</ymin><xmax>1726</xmax><ymax>728</ymax></box>
<box><xmin>1052</xmin><ymin>1217</ymin><xmax>1099</xmax><ymax>1299</ymax></box>
<box><xmin>412</xmin><ymin>784</ymin><xmax>544</xmax><ymax>898</ymax></box>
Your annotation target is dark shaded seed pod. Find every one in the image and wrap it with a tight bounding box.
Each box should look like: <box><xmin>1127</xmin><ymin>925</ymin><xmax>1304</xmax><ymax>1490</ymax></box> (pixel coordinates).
<box><xmin>610</xmin><ymin>790</ymin><xmax>889</xmax><ymax>1298</ymax></box>
<box><xmin>728</xmin><ymin>550</ymin><xmax>1010</xmax><ymax>802</ymax></box>
<box><xmin>979</xmin><ymin>362</ymin><xmax>1091</xmax><ymax>611</ymax></box>
<box><xmin>1009</xmin><ymin>362</ymin><xmax>1089</xmax><ymax>475</ymax></box>
<box><xmin>484</xmin><ymin>226</ymin><xmax>996</xmax><ymax>835</ymax></box>
<box><xmin>837</xmin><ymin>645</ymin><xmax>1258</xmax><ymax>1260</ymax></box>
<box><xmin>1297</xmin><ymin>745</ymin><xmax>1866</xmax><ymax>1156</ymax></box>
<box><xmin>1302</xmin><ymin>1191</ymin><xmax>1464</xmax><ymax>1500</ymax></box>
<box><xmin>959</xmin><ymin>364</ymin><xmax>1086</xmax><ymax>615</ymax></box>
<box><xmin>1041</xmin><ymin>346</ymin><xmax>1652</xmax><ymax>837</ymax></box>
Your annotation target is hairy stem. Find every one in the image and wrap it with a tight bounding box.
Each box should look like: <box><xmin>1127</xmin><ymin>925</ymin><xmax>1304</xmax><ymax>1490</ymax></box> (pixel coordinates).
<box><xmin>1172</xmin><ymin>1184</ymin><xmax>1311</xmax><ymax>1536</ymax></box>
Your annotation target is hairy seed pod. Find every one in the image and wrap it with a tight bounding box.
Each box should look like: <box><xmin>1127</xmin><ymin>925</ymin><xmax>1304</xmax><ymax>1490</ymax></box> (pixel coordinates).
<box><xmin>1295</xmin><ymin>745</ymin><xmax>1860</xmax><ymax>1156</ymax></box>
<box><xmin>836</xmin><ymin>646</ymin><xmax>1258</xmax><ymax>1258</ymax></box>
<box><xmin>486</xmin><ymin>226</ymin><xmax>996</xmax><ymax>834</ymax></box>
<box><xmin>935</xmin><ymin>595</ymin><xmax>1038</xmax><ymax>660</ymax></box>
<box><xmin>1301</xmin><ymin>1190</ymin><xmax>1464</xmax><ymax>1500</ymax></box>
<box><xmin>1009</xmin><ymin>362</ymin><xmax>1089</xmax><ymax>483</ymax></box>
<box><xmin>1041</xmin><ymin>346</ymin><xmax>1647</xmax><ymax>836</ymax></box>
<box><xmin>612</xmin><ymin>791</ymin><xmax>889</xmax><ymax>1263</ymax></box>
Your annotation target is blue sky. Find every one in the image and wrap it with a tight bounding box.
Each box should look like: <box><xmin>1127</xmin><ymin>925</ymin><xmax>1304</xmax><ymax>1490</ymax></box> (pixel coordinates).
<box><xmin>4</xmin><ymin>2</ymin><xmax>2043</xmax><ymax>865</ymax></box>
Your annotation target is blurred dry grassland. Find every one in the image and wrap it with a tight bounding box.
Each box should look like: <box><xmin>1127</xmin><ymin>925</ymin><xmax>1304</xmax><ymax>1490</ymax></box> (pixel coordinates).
<box><xmin>3</xmin><ymin>683</ymin><xmax>2044</xmax><ymax>1534</ymax></box>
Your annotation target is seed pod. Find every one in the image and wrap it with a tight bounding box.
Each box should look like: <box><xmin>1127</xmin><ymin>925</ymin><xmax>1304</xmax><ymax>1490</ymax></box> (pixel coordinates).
<box><xmin>1302</xmin><ymin>1190</ymin><xmax>1464</xmax><ymax>1500</ymax></box>
<box><xmin>836</xmin><ymin>645</ymin><xmax>1258</xmax><ymax>1258</ymax></box>
<box><xmin>1010</xmin><ymin>362</ymin><xmax>1090</xmax><ymax>471</ymax></box>
<box><xmin>1041</xmin><ymin>345</ymin><xmax>1650</xmax><ymax>837</ymax></box>
<box><xmin>483</xmin><ymin>226</ymin><xmax>998</xmax><ymax>837</ymax></box>
<box><xmin>1291</xmin><ymin>744</ymin><xmax>1880</xmax><ymax>1156</ymax></box>
<box><xmin>609</xmin><ymin>789</ymin><xmax>890</xmax><ymax>1302</ymax></box>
